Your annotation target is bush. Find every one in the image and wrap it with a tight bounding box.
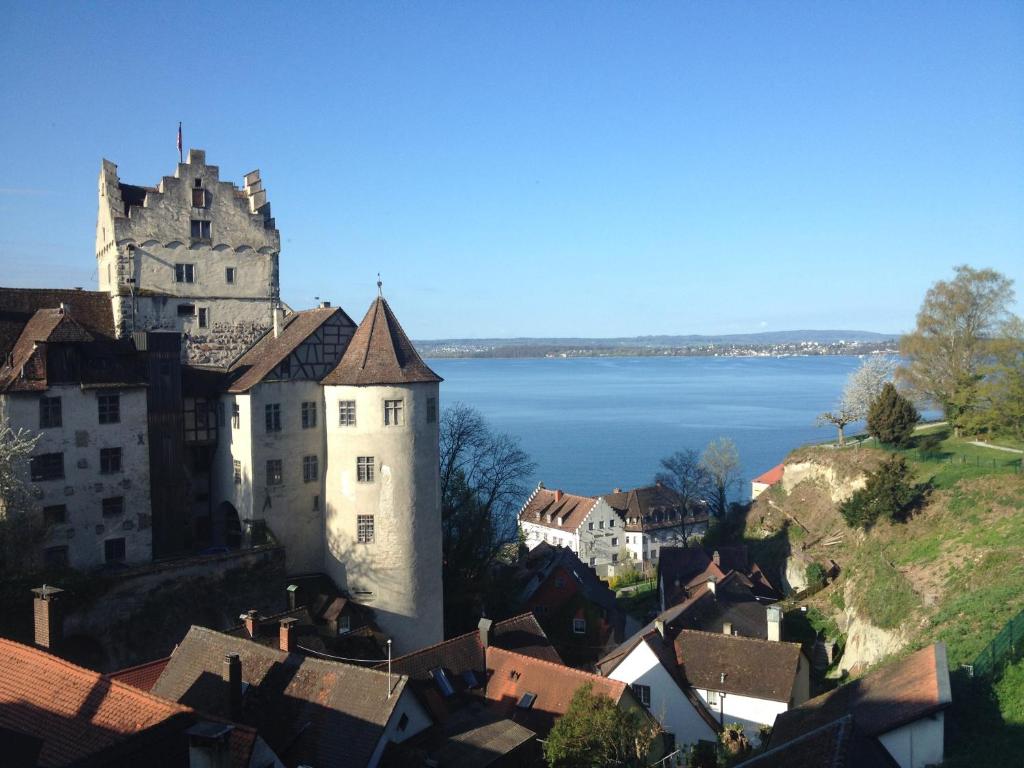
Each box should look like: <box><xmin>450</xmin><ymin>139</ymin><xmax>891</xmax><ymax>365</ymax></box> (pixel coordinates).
<box><xmin>805</xmin><ymin>562</ymin><xmax>828</xmax><ymax>590</ymax></box>
<box><xmin>867</xmin><ymin>383</ymin><xmax>920</xmax><ymax>447</ymax></box>
<box><xmin>840</xmin><ymin>455</ymin><xmax>920</xmax><ymax>529</ymax></box>
<box><xmin>918</xmin><ymin>433</ymin><xmax>943</xmax><ymax>454</ymax></box>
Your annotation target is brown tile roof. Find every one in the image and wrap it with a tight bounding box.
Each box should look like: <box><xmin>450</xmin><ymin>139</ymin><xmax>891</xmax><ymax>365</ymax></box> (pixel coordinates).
<box><xmin>152</xmin><ymin>625</ymin><xmax>409</xmax><ymax>767</ymax></box>
<box><xmin>770</xmin><ymin>644</ymin><xmax>952</xmax><ymax>746</ymax></box>
<box><xmin>738</xmin><ymin>715</ymin><xmax>899</xmax><ymax>768</ymax></box>
<box><xmin>659</xmin><ymin>546</ymin><xmax>777</xmax><ymax>607</ymax></box>
<box><xmin>227</xmin><ymin>306</ymin><xmax>353</xmax><ymax>392</ymax></box>
<box><xmin>0</xmin><ymin>638</ymin><xmax>192</xmax><ymax>767</ymax></box>
<box><xmin>752</xmin><ymin>463</ymin><xmax>785</xmax><ymax>486</ymax></box>
<box><xmin>675</xmin><ymin>630</ymin><xmax>806</xmax><ymax>703</ymax></box>
<box><xmin>105</xmin><ymin>657</ymin><xmax>171</xmax><ymax>692</ymax></box>
<box><xmin>484</xmin><ymin>646</ymin><xmax>628</xmax><ymax>736</ymax></box>
<box><xmin>428</xmin><ymin>707</ymin><xmax>536</xmax><ymax>767</ymax></box>
<box><xmin>602</xmin><ymin>484</ymin><xmax>709</xmax><ymax>532</ymax></box>
<box><xmin>321</xmin><ymin>296</ymin><xmax>441</xmax><ymax>386</ymax></box>
<box><xmin>0</xmin><ymin>287</ymin><xmax>115</xmax><ymax>358</ymax></box>
<box><xmin>517</xmin><ymin>487</ymin><xmax>598</xmax><ymax>533</ymax></box>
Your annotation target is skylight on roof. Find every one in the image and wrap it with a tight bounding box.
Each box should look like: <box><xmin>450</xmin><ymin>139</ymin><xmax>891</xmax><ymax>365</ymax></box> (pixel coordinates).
<box><xmin>517</xmin><ymin>692</ymin><xmax>537</xmax><ymax>709</ymax></box>
<box><xmin>431</xmin><ymin>667</ymin><xmax>455</xmax><ymax>697</ymax></box>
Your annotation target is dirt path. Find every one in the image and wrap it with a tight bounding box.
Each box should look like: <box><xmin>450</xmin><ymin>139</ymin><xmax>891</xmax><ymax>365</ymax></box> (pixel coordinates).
<box><xmin>966</xmin><ymin>441</ymin><xmax>1024</xmax><ymax>454</ymax></box>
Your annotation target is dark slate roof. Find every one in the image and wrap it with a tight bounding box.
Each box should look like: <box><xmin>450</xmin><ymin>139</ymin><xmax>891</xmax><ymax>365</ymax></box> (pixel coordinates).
<box><xmin>0</xmin><ymin>287</ymin><xmax>115</xmax><ymax>358</ymax></box>
<box><xmin>519</xmin><ymin>542</ymin><xmax>618</xmax><ymax>615</ymax></box>
<box><xmin>675</xmin><ymin>630</ymin><xmax>806</xmax><ymax>703</ymax></box>
<box><xmin>151</xmin><ymin>625</ymin><xmax>408</xmax><ymax>768</ymax></box>
<box><xmin>228</xmin><ymin>306</ymin><xmax>353</xmax><ymax>393</ymax></box>
<box><xmin>659</xmin><ymin>545</ymin><xmax>778</xmax><ymax>607</ymax></box>
<box><xmin>321</xmin><ymin>297</ymin><xmax>441</xmax><ymax>386</ymax></box>
<box><xmin>737</xmin><ymin>715</ymin><xmax>898</xmax><ymax>768</ymax></box>
<box><xmin>602</xmin><ymin>484</ymin><xmax>710</xmax><ymax>532</ymax></box>
<box><xmin>770</xmin><ymin>644</ymin><xmax>952</xmax><ymax>746</ymax></box>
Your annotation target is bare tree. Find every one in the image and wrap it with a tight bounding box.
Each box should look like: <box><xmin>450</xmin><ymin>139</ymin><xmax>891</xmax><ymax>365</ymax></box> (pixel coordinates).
<box><xmin>655</xmin><ymin>449</ymin><xmax>711</xmax><ymax>545</ymax></box>
<box><xmin>817</xmin><ymin>407</ymin><xmax>858</xmax><ymax>446</ymax></box>
<box><xmin>0</xmin><ymin>419</ymin><xmax>44</xmax><ymax>576</ymax></box>
<box><xmin>700</xmin><ymin>438</ymin><xmax>741</xmax><ymax>518</ymax></box>
<box><xmin>440</xmin><ymin>403</ymin><xmax>535</xmax><ymax>634</ymax></box>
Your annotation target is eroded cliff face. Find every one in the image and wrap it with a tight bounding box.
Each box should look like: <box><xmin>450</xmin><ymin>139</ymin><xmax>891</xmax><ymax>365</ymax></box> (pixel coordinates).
<box><xmin>836</xmin><ymin>580</ymin><xmax>907</xmax><ymax>672</ymax></box>
<box><xmin>781</xmin><ymin>461</ymin><xmax>867</xmax><ymax>504</ymax></box>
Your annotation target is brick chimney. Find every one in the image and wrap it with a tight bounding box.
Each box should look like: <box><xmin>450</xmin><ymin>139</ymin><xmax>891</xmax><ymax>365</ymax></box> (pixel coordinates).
<box><xmin>554</xmin><ymin>489</ymin><xmax>563</xmax><ymax>502</ymax></box>
<box><xmin>223</xmin><ymin>653</ymin><xmax>242</xmax><ymax>720</ymax></box>
<box><xmin>32</xmin><ymin>585</ymin><xmax>64</xmax><ymax>652</ymax></box>
<box><xmin>478</xmin><ymin>617</ymin><xmax>493</xmax><ymax>648</ymax></box>
<box><xmin>279</xmin><ymin>617</ymin><xmax>297</xmax><ymax>653</ymax></box>
<box><xmin>243</xmin><ymin>610</ymin><xmax>258</xmax><ymax>638</ymax></box>
<box><xmin>723</xmin><ymin>621</ymin><xmax>732</xmax><ymax>635</ymax></box>
<box><xmin>767</xmin><ymin>606</ymin><xmax>783</xmax><ymax>642</ymax></box>
<box><xmin>286</xmin><ymin>584</ymin><xmax>299</xmax><ymax>611</ymax></box>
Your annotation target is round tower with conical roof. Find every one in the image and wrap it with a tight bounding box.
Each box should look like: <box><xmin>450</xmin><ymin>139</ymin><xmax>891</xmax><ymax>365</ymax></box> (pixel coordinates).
<box><xmin>320</xmin><ymin>296</ymin><xmax>443</xmax><ymax>652</ymax></box>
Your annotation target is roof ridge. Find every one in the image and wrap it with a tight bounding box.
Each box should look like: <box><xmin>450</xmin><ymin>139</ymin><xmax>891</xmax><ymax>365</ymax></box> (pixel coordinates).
<box><xmin>676</xmin><ymin>628</ymin><xmax>802</xmax><ymax>649</ymax></box>
<box><xmin>388</xmin><ymin>611</ymin><xmax>541</xmax><ymax>665</ymax></box>
<box><xmin>488</xmin><ymin>645</ymin><xmax>626</xmax><ymax>690</ymax></box>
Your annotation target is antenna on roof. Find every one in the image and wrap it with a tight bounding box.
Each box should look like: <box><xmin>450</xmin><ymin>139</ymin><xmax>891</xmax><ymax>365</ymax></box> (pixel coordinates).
<box><xmin>386</xmin><ymin>638</ymin><xmax>393</xmax><ymax>699</ymax></box>
<box><xmin>377</xmin><ymin>273</ymin><xmax>383</xmax><ymax>297</ymax></box>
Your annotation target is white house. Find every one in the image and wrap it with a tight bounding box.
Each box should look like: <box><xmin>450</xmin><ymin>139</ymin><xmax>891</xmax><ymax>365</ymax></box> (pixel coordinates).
<box><xmin>518</xmin><ymin>487</ymin><xmax>624</xmax><ymax>572</ymax></box>
<box><xmin>603</xmin><ymin>484</ymin><xmax>709</xmax><ymax>565</ymax></box>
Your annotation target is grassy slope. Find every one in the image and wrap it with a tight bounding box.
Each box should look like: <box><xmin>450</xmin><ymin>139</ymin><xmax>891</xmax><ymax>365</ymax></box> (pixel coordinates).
<box><xmin>741</xmin><ymin>430</ymin><xmax>1024</xmax><ymax>764</ymax></box>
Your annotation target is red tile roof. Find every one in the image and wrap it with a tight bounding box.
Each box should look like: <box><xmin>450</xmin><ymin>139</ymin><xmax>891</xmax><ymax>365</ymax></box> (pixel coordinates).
<box><xmin>105</xmin><ymin>657</ymin><xmax>171</xmax><ymax>692</ymax></box>
<box><xmin>518</xmin><ymin>487</ymin><xmax>599</xmax><ymax>533</ymax></box>
<box><xmin>752</xmin><ymin>463</ymin><xmax>785</xmax><ymax>486</ymax></box>
<box><xmin>0</xmin><ymin>638</ymin><xmax>191</xmax><ymax>767</ymax></box>
<box><xmin>770</xmin><ymin>643</ymin><xmax>952</xmax><ymax>746</ymax></box>
<box><xmin>322</xmin><ymin>296</ymin><xmax>441</xmax><ymax>386</ymax></box>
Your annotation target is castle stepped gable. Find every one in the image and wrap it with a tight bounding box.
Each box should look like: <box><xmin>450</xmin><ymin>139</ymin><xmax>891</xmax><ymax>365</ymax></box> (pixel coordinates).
<box><xmin>322</xmin><ymin>296</ymin><xmax>441</xmax><ymax>386</ymax></box>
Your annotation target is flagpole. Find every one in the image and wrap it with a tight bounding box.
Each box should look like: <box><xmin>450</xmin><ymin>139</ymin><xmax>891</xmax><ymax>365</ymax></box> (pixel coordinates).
<box><xmin>178</xmin><ymin>121</ymin><xmax>183</xmax><ymax>163</ymax></box>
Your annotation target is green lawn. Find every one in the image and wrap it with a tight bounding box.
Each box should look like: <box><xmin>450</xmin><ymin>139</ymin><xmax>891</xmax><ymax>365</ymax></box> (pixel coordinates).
<box><xmin>617</xmin><ymin>580</ymin><xmax>658</xmax><ymax>623</ymax></box>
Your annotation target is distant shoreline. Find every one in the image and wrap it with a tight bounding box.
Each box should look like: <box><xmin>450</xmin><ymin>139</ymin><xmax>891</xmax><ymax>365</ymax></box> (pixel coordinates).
<box><xmin>420</xmin><ymin>341</ymin><xmax>899</xmax><ymax>360</ymax></box>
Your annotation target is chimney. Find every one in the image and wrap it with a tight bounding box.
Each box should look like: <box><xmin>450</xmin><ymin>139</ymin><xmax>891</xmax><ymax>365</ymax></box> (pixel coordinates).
<box><xmin>286</xmin><ymin>583</ymin><xmax>299</xmax><ymax>611</ymax></box>
<box><xmin>320</xmin><ymin>300</ymin><xmax>331</xmax><ymax>308</ymax></box>
<box><xmin>223</xmin><ymin>654</ymin><xmax>242</xmax><ymax>720</ymax></box>
<box><xmin>279</xmin><ymin>617</ymin><xmax>297</xmax><ymax>653</ymax></box>
<box><xmin>58</xmin><ymin>303</ymin><xmax>67</xmax><ymax>316</ymax></box>
<box><xmin>243</xmin><ymin>610</ymin><xmax>258</xmax><ymax>638</ymax></box>
<box><xmin>613</xmin><ymin>488</ymin><xmax>621</xmax><ymax>494</ymax></box>
<box><xmin>32</xmin><ymin>585</ymin><xmax>64</xmax><ymax>652</ymax></box>
<box><xmin>713</xmin><ymin>550</ymin><xmax>721</xmax><ymax>567</ymax></box>
<box><xmin>478</xmin><ymin>617</ymin><xmax>493</xmax><ymax>648</ymax></box>
<box><xmin>706</xmin><ymin>577</ymin><xmax>717</xmax><ymax>596</ymax></box>
<box><xmin>723</xmin><ymin>621</ymin><xmax>732</xmax><ymax>635</ymax></box>
<box><xmin>272</xmin><ymin>306</ymin><xmax>284</xmax><ymax>338</ymax></box>
<box><xmin>554</xmin><ymin>489</ymin><xmax>563</xmax><ymax>502</ymax></box>
<box><xmin>767</xmin><ymin>606</ymin><xmax>783</xmax><ymax>642</ymax></box>
<box><xmin>655</xmin><ymin>618</ymin><xmax>666</xmax><ymax>638</ymax></box>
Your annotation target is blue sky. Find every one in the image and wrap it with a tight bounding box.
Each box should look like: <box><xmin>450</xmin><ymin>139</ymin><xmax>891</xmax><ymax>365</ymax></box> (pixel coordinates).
<box><xmin>1</xmin><ymin>2</ymin><xmax>1021</xmax><ymax>338</ymax></box>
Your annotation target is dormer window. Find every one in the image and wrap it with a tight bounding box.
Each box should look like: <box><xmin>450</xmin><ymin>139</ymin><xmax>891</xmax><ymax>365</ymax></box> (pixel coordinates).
<box><xmin>192</xmin><ymin>179</ymin><xmax>206</xmax><ymax>208</ymax></box>
<box><xmin>556</xmin><ymin>516</ymin><xmax>563</xmax><ymax>526</ymax></box>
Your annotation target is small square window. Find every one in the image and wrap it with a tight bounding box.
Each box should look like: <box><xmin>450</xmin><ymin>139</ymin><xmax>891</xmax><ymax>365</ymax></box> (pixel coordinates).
<box><xmin>426</xmin><ymin>397</ymin><xmax>437</xmax><ymax>424</ymax></box>
<box><xmin>39</xmin><ymin>396</ymin><xmax>62</xmax><ymax>429</ymax></box>
<box><xmin>30</xmin><ymin>453</ymin><xmax>64</xmax><ymax>481</ymax></box>
<box><xmin>43</xmin><ymin>505</ymin><xmax>67</xmax><ymax>526</ymax></box>
<box><xmin>589</xmin><ymin>557</ymin><xmax>596</xmax><ymax>566</ymax></box>
<box><xmin>98</xmin><ymin>392</ymin><xmax>120</xmax><ymax>424</ymax></box>
<box><xmin>599</xmin><ymin>520</ymin><xmax>605</xmax><ymax>529</ymax></box>
<box><xmin>384</xmin><ymin>399</ymin><xmax>403</xmax><ymax>426</ymax></box>
<box><xmin>174</xmin><ymin>264</ymin><xmax>196</xmax><ymax>283</ymax></box>
<box><xmin>706</xmin><ymin>690</ymin><xmax>719</xmax><ymax>707</ymax></box>
<box><xmin>233</xmin><ymin>460</ymin><xmax>242</xmax><ymax>485</ymax></box>
<box><xmin>44</xmin><ymin>546</ymin><xmax>69</xmax><ymax>569</ymax></box>
<box><xmin>608</xmin><ymin>518</ymin><xmax>615</xmax><ymax>528</ymax></box>
<box><xmin>572</xmin><ymin>618</ymin><xmax>586</xmax><ymax>635</ymax></box>
<box><xmin>198</xmin><ymin>308</ymin><xmax>208</xmax><ymax>328</ymax></box>
<box><xmin>265</xmin><ymin>403</ymin><xmax>281</xmax><ymax>432</ymax></box>
<box><xmin>100</xmin><ymin>447</ymin><xmax>122</xmax><ymax>474</ymax></box>
<box><xmin>360</xmin><ymin>454</ymin><xmax>376</xmax><ymax>483</ymax></box>
<box><xmin>303</xmin><ymin>455</ymin><xmax>318</xmax><ymax>482</ymax></box>
<box><xmin>611</xmin><ymin>537</ymin><xmax>618</xmax><ymax>547</ymax></box>
<box><xmin>301</xmin><ymin>402</ymin><xmax>317</xmax><ymax>429</ymax></box>
<box><xmin>190</xmin><ymin>219</ymin><xmax>211</xmax><ymax>240</ymax></box>
<box><xmin>102</xmin><ymin>496</ymin><xmax>125</xmax><ymax>517</ymax></box>
<box><xmin>105</xmin><ymin>537</ymin><xmax>126</xmax><ymax>564</ymax></box>
<box><xmin>225</xmin><ymin>266</ymin><xmax>236</xmax><ymax>284</ymax></box>
<box><xmin>232</xmin><ymin>403</ymin><xmax>240</xmax><ymax>429</ymax></box>
<box><xmin>339</xmin><ymin>400</ymin><xmax>356</xmax><ymax>426</ymax></box>
<box><xmin>267</xmin><ymin>459</ymin><xmax>283</xmax><ymax>486</ymax></box>
<box><xmin>632</xmin><ymin>684</ymin><xmax>651</xmax><ymax>708</ymax></box>
<box><xmin>357</xmin><ymin>514</ymin><xmax>374</xmax><ymax>544</ymax></box>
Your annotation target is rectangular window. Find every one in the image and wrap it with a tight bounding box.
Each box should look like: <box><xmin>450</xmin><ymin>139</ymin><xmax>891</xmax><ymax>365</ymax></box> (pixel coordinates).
<box><xmin>706</xmin><ymin>690</ymin><xmax>719</xmax><ymax>707</ymax></box>
<box><xmin>225</xmin><ymin>266</ymin><xmax>236</xmax><ymax>284</ymax></box>
<box><xmin>303</xmin><ymin>455</ymin><xmax>318</xmax><ymax>482</ymax></box>
<box><xmin>174</xmin><ymin>263</ymin><xmax>196</xmax><ymax>283</ymax></box>
<box><xmin>301</xmin><ymin>401</ymin><xmax>317</xmax><ymax>429</ymax></box>
<box><xmin>426</xmin><ymin>397</ymin><xmax>437</xmax><ymax>424</ymax></box>
<box><xmin>177</xmin><ymin>303</ymin><xmax>196</xmax><ymax>316</ymax></box>
<box><xmin>31</xmin><ymin>452</ymin><xmax>63</xmax><ymax>481</ymax></box>
<box><xmin>572</xmin><ymin>618</ymin><xmax>586</xmax><ymax>634</ymax></box>
<box><xmin>608</xmin><ymin>518</ymin><xmax>615</xmax><ymax>528</ymax></box>
<box><xmin>43</xmin><ymin>505</ymin><xmax>67</xmax><ymax>526</ymax></box>
<box><xmin>588</xmin><ymin>521</ymin><xmax>594</xmax><ymax>531</ymax></box>
<box><xmin>384</xmin><ymin>399</ymin><xmax>404</xmax><ymax>426</ymax></box>
<box><xmin>102</xmin><ymin>496</ymin><xmax>125</xmax><ymax>517</ymax></box>
<box><xmin>198</xmin><ymin>308</ymin><xmax>208</xmax><ymax>328</ymax></box>
<box><xmin>357</xmin><ymin>456</ymin><xmax>374</xmax><ymax>483</ymax></box>
<box><xmin>266</xmin><ymin>459</ymin><xmax>283</xmax><ymax>486</ymax></box>
<box><xmin>190</xmin><ymin>219</ymin><xmax>211</xmax><ymax>240</ymax></box>
<box><xmin>100</xmin><ymin>447</ymin><xmax>122</xmax><ymax>474</ymax></box>
<box><xmin>339</xmin><ymin>400</ymin><xmax>356</xmax><ymax>426</ymax></box>
<box><xmin>612</xmin><ymin>553</ymin><xmax>618</xmax><ymax>563</ymax></box>
<box><xmin>192</xmin><ymin>184</ymin><xmax>205</xmax><ymax>208</ymax></box>
<box><xmin>98</xmin><ymin>392</ymin><xmax>120</xmax><ymax>424</ymax></box>
<box><xmin>232</xmin><ymin>403</ymin><xmax>240</xmax><ymax>429</ymax></box>
<box><xmin>632</xmin><ymin>684</ymin><xmax>651</xmax><ymax>708</ymax></box>
<box><xmin>44</xmin><ymin>546</ymin><xmax>69</xmax><ymax>569</ymax></box>
<box><xmin>265</xmin><ymin>403</ymin><xmax>281</xmax><ymax>432</ymax></box>
<box><xmin>599</xmin><ymin>520</ymin><xmax>605</xmax><ymax>529</ymax></box>
<box><xmin>39</xmin><ymin>396</ymin><xmax>62</xmax><ymax>429</ymax></box>
<box><xmin>233</xmin><ymin>460</ymin><xmax>242</xmax><ymax>485</ymax></box>
<box><xmin>589</xmin><ymin>557</ymin><xmax>597</xmax><ymax>567</ymax></box>
<box><xmin>312</xmin><ymin>494</ymin><xmax>320</xmax><ymax>511</ymax></box>
<box><xmin>611</xmin><ymin>537</ymin><xmax>618</xmax><ymax>547</ymax></box>
<box><xmin>357</xmin><ymin>514</ymin><xmax>374</xmax><ymax>544</ymax></box>
<box><xmin>104</xmin><ymin>537</ymin><xmax>126</xmax><ymax>564</ymax></box>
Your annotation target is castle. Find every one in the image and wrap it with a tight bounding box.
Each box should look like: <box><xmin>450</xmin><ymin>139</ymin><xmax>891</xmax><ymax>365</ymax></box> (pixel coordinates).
<box><xmin>0</xmin><ymin>149</ymin><xmax>443</xmax><ymax>652</ymax></box>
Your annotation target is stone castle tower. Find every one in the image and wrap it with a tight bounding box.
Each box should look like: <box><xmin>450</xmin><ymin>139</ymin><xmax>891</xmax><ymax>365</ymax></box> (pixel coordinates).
<box><xmin>321</xmin><ymin>297</ymin><xmax>444</xmax><ymax>652</ymax></box>
<box><xmin>96</xmin><ymin>148</ymin><xmax>280</xmax><ymax>365</ymax></box>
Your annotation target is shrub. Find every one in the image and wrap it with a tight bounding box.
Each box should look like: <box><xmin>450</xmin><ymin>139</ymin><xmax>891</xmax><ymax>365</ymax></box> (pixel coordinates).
<box><xmin>867</xmin><ymin>383</ymin><xmax>919</xmax><ymax>447</ymax></box>
<box><xmin>840</xmin><ymin>455</ymin><xmax>920</xmax><ymax>529</ymax></box>
<box><xmin>917</xmin><ymin>433</ymin><xmax>943</xmax><ymax>455</ymax></box>
<box><xmin>805</xmin><ymin>562</ymin><xmax>828</xmax><ymax>590</ymax></box>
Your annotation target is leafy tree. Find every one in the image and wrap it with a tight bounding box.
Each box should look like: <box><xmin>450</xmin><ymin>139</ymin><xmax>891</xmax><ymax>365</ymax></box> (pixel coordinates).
<box><xmin>867</xmin><ymin>383</ymin><xmax>919</xmax><ymax>447</ymax></box>
<box><xmin>440</xmin><ymin>403</ymin><xmax>535</xmax><ymax>635</ymax></box>
<box><xmin>0</xmin><ymin>419</ymin><xmax>44</xmax><ymax>577</ymax></box>
<box><xmin>839</xmin><ymin>455</ymin><xmax>919</xmax><ymax>529</ymax></box>
<box><xmin>899</xmin><ymin>265</ymin><xmax>1016</xmax><ymax>430</ymax></box>
<box><xmin>700</xmin><ymin>438</ymin><xmax>740</xmax><ymax>518</ymax></box>
<box><xmin>971</xmin><ymin>317</ymin><xmax>1024</xmax><ymax>439</ymax></box>
<box><xmin>544</xmin><ymin>683</ymin><xmax>660</xmax><ymax>768</ymax></box>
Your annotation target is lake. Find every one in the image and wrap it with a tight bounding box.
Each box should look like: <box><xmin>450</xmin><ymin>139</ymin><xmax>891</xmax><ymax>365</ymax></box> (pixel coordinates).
<box><xmin>427</xmin><ymin>355</ymin><xmax>878</xmax><ymax>499</ymax></box>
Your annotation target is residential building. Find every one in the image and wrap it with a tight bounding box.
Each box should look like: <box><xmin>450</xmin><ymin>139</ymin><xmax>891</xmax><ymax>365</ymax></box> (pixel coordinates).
<box><xmin>751</xmin><ymin>463</ymin><xmax>785</xmax><ymax>499</ymax></box>
<box><xmin>517</xmin><ymin>486</ymin><xmax>623</xmax><ymax>571</ymax></box>
<box><xmin>657</xmin><ymin>545</ymin><xmax>778</xmax><ymax>613</ymax></box>
<box><xmin>736</xmin><ymin>715</ymin><xmax>899</xmax><ymax>768</ymax></box>
<box><xmin>603</xmin><ymin>484</ymin><xmax>710</xmax><ymax>564</ymax></box>
<box><xmin>768</xmin><ymin>643</ymin><xmax>952</xmax><ymax>768</ymax></box>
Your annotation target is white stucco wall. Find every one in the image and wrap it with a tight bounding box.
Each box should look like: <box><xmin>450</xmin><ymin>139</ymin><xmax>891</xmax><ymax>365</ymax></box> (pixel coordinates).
<box><xmin>877</xmin><ymin>713</ymin><xmax>945</xmax><ymax>768</ymax></box>
<box><xmin>607</xmin><ymin>640</ymin><xmax>717</xmax><ymax>749</ymax></box>
<box><xmin>695</xmin><ymin>689</ymin><xmax>788</xmax><ymax>746</ymax></box>
<box><xmin>323</xmin><ymin>382</ymin><xmax>443</xmax><ymax>654</ymax></box>
<box><xmin>368</xmin><ymin>684</ymin><xmax>433</xmax><ymax>767</ymax></box>
<box><xmin>519</xmin><ymin>498</ymin><xmax>622</xmax><ymax>569</ymax></box>
<box><xmin>1</xmin><ymin>385</ymin><xmax>152</xmax><ymax>568</ymax></box>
